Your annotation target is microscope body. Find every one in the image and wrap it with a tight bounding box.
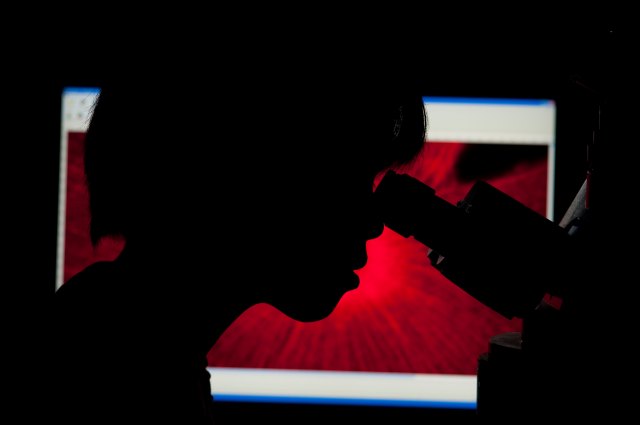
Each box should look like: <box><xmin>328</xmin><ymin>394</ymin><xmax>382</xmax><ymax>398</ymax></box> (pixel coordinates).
<box><xmin>374</xmin><ymin>170</ymin><xmax>593</xmax><ymax>419</ymax></box>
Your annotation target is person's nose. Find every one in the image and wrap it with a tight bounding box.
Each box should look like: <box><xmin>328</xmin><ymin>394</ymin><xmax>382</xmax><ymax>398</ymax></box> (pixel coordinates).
<box><xmin>364</xmin><ymin>212</ymin><xmax>384</xmax><ymax>241</ymax></box>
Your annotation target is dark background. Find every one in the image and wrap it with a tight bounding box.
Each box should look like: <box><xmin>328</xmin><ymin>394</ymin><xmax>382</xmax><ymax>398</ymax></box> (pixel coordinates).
<box><xmin>22</xmin><ymin>22</ymin><xmax>627</xmax><ymax>422</ymax></box>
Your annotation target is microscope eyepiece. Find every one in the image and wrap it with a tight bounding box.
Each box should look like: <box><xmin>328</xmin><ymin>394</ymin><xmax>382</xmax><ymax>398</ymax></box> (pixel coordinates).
<box><xmin>373</xmin><ymin>170</ymin><xmax>572</xmax><ymax>319</ymax></box>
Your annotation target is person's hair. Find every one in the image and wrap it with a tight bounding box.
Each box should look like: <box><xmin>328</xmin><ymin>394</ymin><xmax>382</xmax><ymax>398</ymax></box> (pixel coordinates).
<box><xmin>84</xmin><ymin>70</ymin><xmax>427</xmax><ymax>247</ymax></box>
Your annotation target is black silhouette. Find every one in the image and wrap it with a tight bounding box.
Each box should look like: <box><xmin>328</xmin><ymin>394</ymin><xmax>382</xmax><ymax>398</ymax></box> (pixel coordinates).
<box><xmin>53</xmin><ymin>59</ymin><xmax>427</xmax><ymax>423</ymax></box>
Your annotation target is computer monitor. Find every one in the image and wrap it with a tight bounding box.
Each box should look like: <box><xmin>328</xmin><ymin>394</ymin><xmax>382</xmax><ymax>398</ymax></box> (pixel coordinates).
<box><xmin>56</xmin><ymin>88</ymin><xmax>556</xmax><ymax>412</ymax></box>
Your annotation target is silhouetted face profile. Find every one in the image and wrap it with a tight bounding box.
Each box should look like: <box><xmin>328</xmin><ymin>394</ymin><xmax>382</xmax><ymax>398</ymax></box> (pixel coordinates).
<box><xmin>85</xmin><ymin>70</ymin><xmax>426</xmax><ymax>323</ymax></box>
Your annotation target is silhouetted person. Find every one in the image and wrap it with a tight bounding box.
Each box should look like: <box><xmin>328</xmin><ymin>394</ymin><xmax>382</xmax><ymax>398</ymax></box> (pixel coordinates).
<box><xmin>53</xmin><ymin>56</ymin><xmax>427</xmax><ymax>423</ymax></box>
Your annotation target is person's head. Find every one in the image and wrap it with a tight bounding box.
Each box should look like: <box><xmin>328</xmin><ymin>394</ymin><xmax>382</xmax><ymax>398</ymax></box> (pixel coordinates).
<box><xmin>84</xmin><ymin>56</ymin><xmax>427</xmax><ymax>322</ymax></box>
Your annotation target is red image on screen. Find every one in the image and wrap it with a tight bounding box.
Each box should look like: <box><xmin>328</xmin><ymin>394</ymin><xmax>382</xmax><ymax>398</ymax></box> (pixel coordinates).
<box><xmin>62</xmin><ymin>131</ymin><xmax>546</xmax><ymax>376</ymax></box>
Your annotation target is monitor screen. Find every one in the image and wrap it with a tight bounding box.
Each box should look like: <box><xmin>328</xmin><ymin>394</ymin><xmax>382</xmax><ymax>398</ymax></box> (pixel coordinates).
<box><xmin>56</xmin><ymin>88</ymin><xmax>556</xmax><ymax>411</ymax></box>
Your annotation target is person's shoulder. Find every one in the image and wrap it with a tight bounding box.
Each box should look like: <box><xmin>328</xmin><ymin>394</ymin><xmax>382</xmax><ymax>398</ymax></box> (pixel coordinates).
<box><xmin>55</xmin><ymin>261</ymin><xmax>118</xmax><ymax>302</ymax></box>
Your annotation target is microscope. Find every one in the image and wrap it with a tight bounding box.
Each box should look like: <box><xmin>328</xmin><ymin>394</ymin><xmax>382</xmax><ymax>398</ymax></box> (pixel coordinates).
<box><xmin>372</xmin><ymin>72</ymin><xmax>607</xmax><ymax>416</ymax></box>
<box><xmin>374</xmin><ymin>169</ymin><xmax>593</xmax><ymax>419</ymax></box>
<box><xmin>371</xmin><ymin>27</ymin><xmax>621</xmax><ymax>420</ymax></box>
